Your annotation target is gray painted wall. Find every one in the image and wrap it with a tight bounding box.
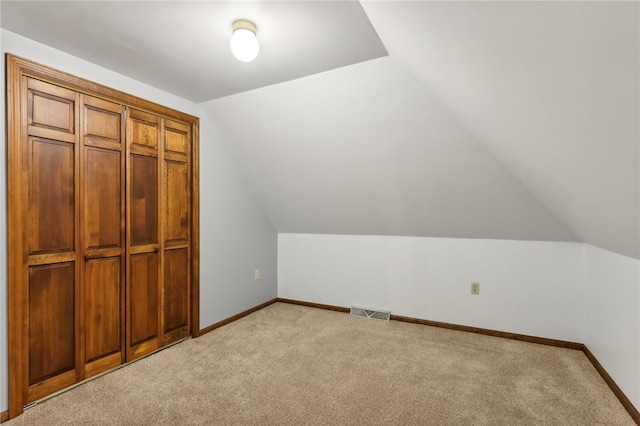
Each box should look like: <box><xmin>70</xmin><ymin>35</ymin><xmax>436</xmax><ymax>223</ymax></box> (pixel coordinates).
<box><xmin>198</xmin><ymin>115</ymin><xmax>278</xmax><ymax>326</ymax></box>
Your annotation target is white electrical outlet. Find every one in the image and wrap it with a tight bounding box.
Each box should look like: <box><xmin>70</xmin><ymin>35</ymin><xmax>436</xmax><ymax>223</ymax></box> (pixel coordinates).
<box><xmin>471</xmin><ymin>282</ymin><xmax>480</xmax><ymax>295</ymax></box>
<box><xmin>254</xmin><ymin>269</ymin><xmax>260</xmax><ymax>281</ymax></box>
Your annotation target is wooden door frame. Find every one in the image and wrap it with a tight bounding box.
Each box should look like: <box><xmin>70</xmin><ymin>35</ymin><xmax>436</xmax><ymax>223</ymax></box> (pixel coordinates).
<box><xmin>5</xmin><ymin>54</ymin><xmax>200</xmax><ymax>419</ymax></box>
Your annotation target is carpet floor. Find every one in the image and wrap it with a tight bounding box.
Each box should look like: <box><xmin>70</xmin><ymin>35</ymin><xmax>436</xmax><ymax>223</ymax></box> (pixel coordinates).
<box><xmin>4</xmin><ymin>302</ymin><xmax>635</xmax><ymax>425</ymax></box>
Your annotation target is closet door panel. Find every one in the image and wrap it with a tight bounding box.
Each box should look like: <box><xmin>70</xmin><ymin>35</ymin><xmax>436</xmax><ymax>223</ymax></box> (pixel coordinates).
<box><xmin>85</xmin><ymin>108</ymin><xmax>119</xmax><ymax>141</ymax></box>
<box><xmin>84</xmin><ymin>148</ymin><xmax>121</xmax><ymax>248</ymax></box>
<box><xmin>84</xmin><ymin>259</ymin><xmax>121</xmax><ymax>362</ymax></box>
<box><xmin>165</xmin><ymin>161</ymin><xmax>189</xmax><ymax>244</ymax></box>
<box><xmin>128</xmin><ymin>109</ymin><xmax>159</xmax><ymax>152</ymax></box>
<box><xmin>164</xmin><ymin>120</ymin><xmax>189</xmax><ymax>157</ymax></box>
<box><xmin>29</xmin><ymin>138</ymin><xmax>75</xmax><ymax>254</ymax></box>
<box><xmin>27</xmin><ymin>79</ymin><xmax>76</xmax><ymax>143</ymax></box>
<box><xmin>28</xmin><ymin>263</ymin><xmax>75</xmax><ymax>386</ymax></box>
<box><xmin>83</xmin><ymin>97</ymin><xmax>121</xmax><ymax>150</ymax></box>
<box><xmin>30</xmin><ymin>93</ymin><xmax>73</xmax><ymax>132</ymax></box>
<box><xmin>129</xmin><ymin>253</ymin><xmax>160</xmax><ymax>356</ymax></box>
<box><xmin>26</xmin><ymin>263</ymin><xmax>77</xmax><ymax>402</ymax></box>
<box><xmin>130</xmin><ymin>155</ymin><xmax>158</xmax><ymax>245</ymax></box>
<box><xmin>164</xmin><ymin>248</ymin><xmax>189</xmax><ymax>336</ymax></box>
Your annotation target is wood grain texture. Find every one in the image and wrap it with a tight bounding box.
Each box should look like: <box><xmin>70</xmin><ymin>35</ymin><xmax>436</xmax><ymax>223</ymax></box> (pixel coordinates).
<box><xmin>84</xmin><ymin>259</ymin><xmax>122</xmax><ymax>363</ymax></box>
<box><xmin>164</xmin><ymin>119</ymin><xmax>189</xmax><ymax>158</ymax></box>
<box><xmin>28</xmin><ymin>252</ymin><xmax>76</xmax><ymax>266</ymax></box>
<box><xmin>7</xmin><ymin>53</ymin><xmax>27</xmax><ymax>418</ymax></box>
<box><xmin>130</xmin><ymin>155</ymin><xmax>158</xmax><ymax>245</ymax></box>
<box><xmin>189</xmin><ymin>120</ymin><xmax>200</xmax><ymax>337</ymax></box>
<box><xmin>128</xmin><ymin>110</ymin><xmax>159</xmax><ymax>152</ymax></box>
<box><xmin>27</xmin><ymin>369</ymin><xmax>77</xmax><ymax>404</ymax></box>
<box><xmin>27</xmin><ymin>78</ymin><xmax>76</xmax><ymax>143</ymax></box>
<box><xmin>164</xmin><ymin>160</ymin><xmax>189</xmax><ymax>244</ymax></box>
<box><xmin>21</xmin><ymin>72</ymin><xmax>81</xmax><ymax>409</ymax></box>
<box><xmin>28</xmin><ymin>138</ymin><xmax>75</xmax><ymax>254</ymax></box>
<box><xmin>83</xmin><ymin>96</ymin><xmax>121</xmax><ymax>146</ymax></box>
<box><xmin>28</xmin><ymin>263</ymin><xmax>75</xmax><ymax>385</ymax></box>
<box><xmin>1</xmin><ymin>410</ymin><xmax>8</xmax><ymax>423</ymax></box>
<box><xmin>125</xmin><ymin>109</ymin><xmax>163</xmax><ymax>360</ymax></box>
<box><xmin>128</xmin><ymin>253</ymin><xmax>159</xmax><ymax>348</ymax></box>
<box><xmin>163</xmin><ymin>248</ymin><xmax>189</xmax><ymax>334</ymax></box>
<box><xmin>79</xmin><ymin>95</ymin><xmax>126</xmax><ymax>380</ymax></box>
<box><xmin>83</xmin><ymin>148</ymin><xmax>121</xmax><ymax>249</ymax></box>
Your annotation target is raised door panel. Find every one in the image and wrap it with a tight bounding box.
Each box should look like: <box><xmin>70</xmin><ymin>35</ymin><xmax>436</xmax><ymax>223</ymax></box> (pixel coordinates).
<box><xmin>28</xmin><ymin>263</ymin><xmax>76</xmax><ymax>400</ymax></box>
<box><xmin>27</xmin><ymin>78</ymin><xmax>76</xmax><ymax>143</ymax></box>
<box><xmin>165</xmin><ymin>161</ymin><xmax>189</xmax><ymax>245</ymax></box>
<box><xmin>29</xmin><ymin>138</ymin><xmax>75</xmax><ymax>255</ymax></box>
<box><xmin>164</xmin><ymin>120</ymin><xmax>189</xmax><ymax>159</ymax></box>
<box><xmin>84</xmin><ymin>259</ymin><xmax>122</xmax><ymax>371</ymax></box>
<box><xmin>128</xmin><ymin>110</ymin><xmax>159</xmax><ymax>154</ymax></box>
<box><xmin>85</xmin><ymin>108</ymin><xmax>119</xmax><ymax>141</ymax></box>
<box><xmin>84</xmin><ymin>148</ymin><xmax>121</xmax><ymax>249</ymax></box>
<box><xmin>128</xmin><ymin>253</ymin><xmax>160</xmax><ymax>358</ymax></box>
<box><xmin>130</xmin><ymin>155</ymin><xmax>158</xmax><ymax>246</ymax></box>
<box><xmin>83</xmin><ymin>96</ymin><xmax>122</xmax><ymax>151</ymax></box>
<box><xmin>164</xmin><ymin>248</ymin><xmax>189</xmax><ymax>342</ymax></box>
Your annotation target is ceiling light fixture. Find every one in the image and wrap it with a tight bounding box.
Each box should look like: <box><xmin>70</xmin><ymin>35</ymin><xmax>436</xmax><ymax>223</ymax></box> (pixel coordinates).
<box><xmin>230</xmin><ymin>19</ymin><xmax>259</xmax><ymax>62</ymax></box>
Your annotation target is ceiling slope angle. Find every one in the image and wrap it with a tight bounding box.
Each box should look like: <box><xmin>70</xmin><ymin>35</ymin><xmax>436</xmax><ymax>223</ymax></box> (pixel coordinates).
<box><xmin>361</xmin><ymin>1</ymin><xmax>640</xmax><ymax>258</ymax></box>
<box><xmin>0</xmin><ymin>0</ymin><xmax>388</xmax><ymax>102</ymax></box>
<box><xmin>200</xmin><ymin>56</ymin><xmax>579</xmax><ymax>244</ymax></box>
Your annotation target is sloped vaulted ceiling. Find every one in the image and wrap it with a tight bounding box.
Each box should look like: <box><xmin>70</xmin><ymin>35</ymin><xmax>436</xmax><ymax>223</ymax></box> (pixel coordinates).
<box><xmin>2</xmin><ymin>1</ymin><xmax>638</xmax><ymax>259</ymax></box>
<box><xmin>360</xmin><ymin>1</ymin><xmax>639</xmax><ymax>258</ymax></box>
<box><xmin>203</xmin><ymin>1</ymin><xmax>639</xmax><ymax>259</ymax></box>
<box><xmin>201</xmin><ymin>57</ymin><xmax>579</xmax><ymax>244</ymax></box>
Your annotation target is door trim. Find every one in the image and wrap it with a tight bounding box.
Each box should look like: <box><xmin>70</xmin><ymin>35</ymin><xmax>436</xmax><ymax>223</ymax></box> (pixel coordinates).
<box><xmin>6</xmin><ymin>53</ymin><xmax>200</xmax><ymax>419</ymax></box>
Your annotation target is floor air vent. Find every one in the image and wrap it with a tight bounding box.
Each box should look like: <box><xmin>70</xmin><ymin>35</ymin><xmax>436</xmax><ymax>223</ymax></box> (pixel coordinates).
<box><xmin>350</xmin><ymin>306</ymin><xmax>391</xmax><ymax>322</ymax></box>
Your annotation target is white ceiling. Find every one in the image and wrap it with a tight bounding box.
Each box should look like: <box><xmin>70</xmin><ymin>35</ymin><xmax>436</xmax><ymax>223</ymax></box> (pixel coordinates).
<box><xmin>0</xmin><ymin>1</ymin><xmax>387</xmax><ymax>101</ymax></box>
<box><xmin>2</xmin><ymin>1</ymin><xmax>638</xmax><ymax>259</ymax></box>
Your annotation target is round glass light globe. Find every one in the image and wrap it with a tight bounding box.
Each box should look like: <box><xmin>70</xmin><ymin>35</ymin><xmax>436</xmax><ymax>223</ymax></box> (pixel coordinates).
<box><xmin>230</xmin><ymin>28</ymin><xmax>259</xmax><ymax>62</ymax></box>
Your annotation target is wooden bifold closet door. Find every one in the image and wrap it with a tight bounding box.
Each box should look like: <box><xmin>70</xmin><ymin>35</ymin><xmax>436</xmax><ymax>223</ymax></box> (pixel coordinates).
<box><xmin>126</xmin><ymin>109</ymin><xmax>191</xmax><ymax>360</ymax></box>
<box><xmin>81</xmin><ymin>95</ymin><xmax>126</xmax><ymax>378</ymax></box>
<box><xmin>7</xmin><ymin>54</ymin><xmax>200</xmax><ymax>419</ymax></box>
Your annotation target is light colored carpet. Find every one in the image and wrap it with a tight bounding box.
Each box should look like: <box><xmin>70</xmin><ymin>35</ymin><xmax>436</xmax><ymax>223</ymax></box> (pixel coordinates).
<box><xmin>5</xmin><ymin>302</ymin><xmax>634</xmax><ymax>425</ymax></box>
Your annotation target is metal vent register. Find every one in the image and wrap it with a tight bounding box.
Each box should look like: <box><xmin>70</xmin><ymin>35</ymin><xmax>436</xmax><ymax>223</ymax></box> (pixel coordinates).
<box><xmin>350</xmin><ymin>306</ymin><xmax>391</xmax><ymax>321</ymax></box>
